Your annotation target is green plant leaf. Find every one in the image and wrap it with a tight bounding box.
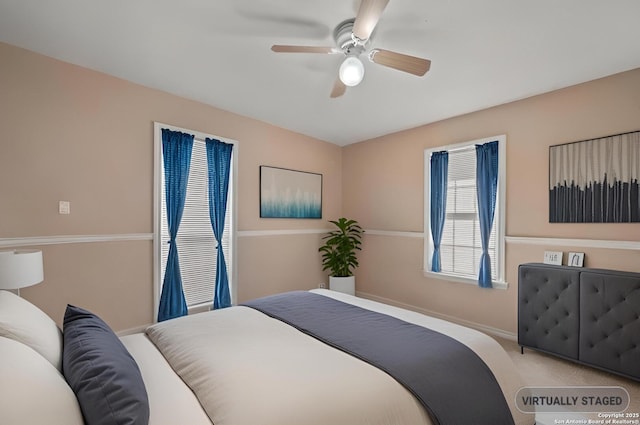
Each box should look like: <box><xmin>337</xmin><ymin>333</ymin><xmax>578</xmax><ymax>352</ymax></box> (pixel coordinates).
<box><xmin>318</xmin><ymin>217</ymin><xmax>364</xmax><ymax>277</ymax></box>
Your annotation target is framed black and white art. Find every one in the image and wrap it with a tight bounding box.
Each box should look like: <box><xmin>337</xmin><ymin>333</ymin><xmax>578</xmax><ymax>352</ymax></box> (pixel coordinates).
<box><xmin>549</xmin><ymin>130</ymin><xmax>640</xmax><ymax>223</ymax></box>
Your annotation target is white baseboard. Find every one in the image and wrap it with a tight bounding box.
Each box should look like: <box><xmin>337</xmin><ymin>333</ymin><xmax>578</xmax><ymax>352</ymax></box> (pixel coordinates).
<box><xmin>356</xmin><ymin>290</ymin><xmax>517</xmax><ymax>341</ymax></box>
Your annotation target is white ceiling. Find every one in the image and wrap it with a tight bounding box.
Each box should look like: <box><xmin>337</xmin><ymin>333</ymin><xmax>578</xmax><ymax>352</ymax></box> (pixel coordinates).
<box><xmin>1</xmin><ymin>0</ymin><xmax>640</xmax><ymax>146</ymax></box>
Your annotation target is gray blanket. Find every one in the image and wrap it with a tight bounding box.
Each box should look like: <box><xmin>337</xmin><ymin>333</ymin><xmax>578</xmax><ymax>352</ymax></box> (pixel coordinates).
<box><xmin>243</xmin><ymin>291</ymin><xmax>515</xmax><ymax>425</ymax></box>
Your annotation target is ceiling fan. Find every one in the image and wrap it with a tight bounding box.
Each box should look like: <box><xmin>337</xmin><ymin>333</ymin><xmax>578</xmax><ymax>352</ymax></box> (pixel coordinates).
<box><xmin>271</xmin><ymin>0</ymin><xmax>431</xmax><ymax>98</ymax></box>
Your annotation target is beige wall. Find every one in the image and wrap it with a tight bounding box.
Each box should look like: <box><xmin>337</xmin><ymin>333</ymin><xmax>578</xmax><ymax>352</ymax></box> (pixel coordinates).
<box><xmin>0</xmin><ymin>42</ymin><xmax>341</xmax><ymax>330</ymax></box>
<box><xmin>343</xmin><ymin>67</ymin><xmax>640</xmax><ymax>334</ymax></box>
<box><xmin>2</xmin><ymin>40</ymin><xmax>638</xmax><ymax>335</ymax></box>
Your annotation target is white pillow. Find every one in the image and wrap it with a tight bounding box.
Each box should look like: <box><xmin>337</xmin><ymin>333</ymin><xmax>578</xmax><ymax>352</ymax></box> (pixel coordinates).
<box><xmin>0</xmin><ymin>336</ymin><xmax>84</xmax><ymax>425</ymax></box>
<box><xmin>0</xmin><ymin>290</ymin><xmax>63</xmax><ymax>370</ymax></box>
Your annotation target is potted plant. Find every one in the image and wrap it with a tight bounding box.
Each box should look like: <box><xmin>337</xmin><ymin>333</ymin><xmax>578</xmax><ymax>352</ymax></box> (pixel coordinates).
<box><xmin>318</xmin><ymin>217</ymin><xmax>363</xmax><ymax>295</ymax></box>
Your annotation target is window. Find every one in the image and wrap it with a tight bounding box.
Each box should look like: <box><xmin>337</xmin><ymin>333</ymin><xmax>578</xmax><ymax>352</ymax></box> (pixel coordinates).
<box><xmin>154</xmin><ymin>123</ymin><xmax>236</xmax><ymax>313</ymax></box>
<box><xmin>424</xmin><ymin>135</ymin><xmax>506</xmax><ymax>288</ymax></box>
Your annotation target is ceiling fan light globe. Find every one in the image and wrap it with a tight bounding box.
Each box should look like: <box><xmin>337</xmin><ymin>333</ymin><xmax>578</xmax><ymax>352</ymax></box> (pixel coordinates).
<box><xmin>339</xmin><ymin>56</ymin><xmax>365</xmax><ymax>87</ymax></box>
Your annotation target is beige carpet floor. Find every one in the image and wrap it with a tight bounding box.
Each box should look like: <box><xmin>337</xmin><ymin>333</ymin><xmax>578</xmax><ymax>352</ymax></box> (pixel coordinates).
<box><xmin>496</xmin><ymin>337</ymin><xmax>640</xmax><ymax>425</ymax></box>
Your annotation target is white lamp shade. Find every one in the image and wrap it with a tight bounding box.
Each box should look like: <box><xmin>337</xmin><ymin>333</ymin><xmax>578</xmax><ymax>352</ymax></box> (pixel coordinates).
<box><xmin>0</xmin><ymin>250</ymin><xmax>44</xmax><ymax>290</ymax></box>
<box><xmin>339</xmin><ymin>56</ymin><xmax>365</xmax><ymax>87</ymax></box>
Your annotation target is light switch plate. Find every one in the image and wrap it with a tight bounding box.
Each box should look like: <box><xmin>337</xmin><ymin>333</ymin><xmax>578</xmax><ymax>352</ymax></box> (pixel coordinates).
<box><xmin>59</xmin><ymin>200</ymin><xmax>70</xmax><ymax>215</ymax></box>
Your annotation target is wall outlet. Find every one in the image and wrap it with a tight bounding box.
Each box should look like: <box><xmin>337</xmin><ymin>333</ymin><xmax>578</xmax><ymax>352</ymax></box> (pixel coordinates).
<box><xmin>318</xmin><ymin>282</ymin><xmax>326</xmax><ymax>289</ymax></box>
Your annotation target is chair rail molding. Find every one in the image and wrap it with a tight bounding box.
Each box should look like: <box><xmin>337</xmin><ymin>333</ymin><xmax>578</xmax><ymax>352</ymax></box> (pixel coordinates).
<box><xmin>4</xmin><ymin>232</ymin><xmax>635</xmax><ymax>251</ymax></box>
<box><xmin>0</xmin><ymin>233</ymin><xmax>153</xmax><ymax>248</ymax></box>
<box><xmin>505</xmin><ymin>236</ymin><xmax>640</xmax><ymax>251</ymax></box>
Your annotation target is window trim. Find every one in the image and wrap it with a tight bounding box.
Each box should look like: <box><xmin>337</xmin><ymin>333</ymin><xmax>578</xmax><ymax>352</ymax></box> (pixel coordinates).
<box><xmin>423</xmin><ymin>135</ymin><xmax>507</xmax><ymax>289</ymax></box>
<box><xmin>153</xmin><ymin>122</ymin><xmax>239</xmax><ymax>319</ymax></box>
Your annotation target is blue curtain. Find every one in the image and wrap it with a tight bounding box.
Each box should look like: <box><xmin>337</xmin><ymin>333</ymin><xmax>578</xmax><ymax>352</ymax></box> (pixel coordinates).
<box><xmin>205</xmin><ymin>138</ymin><xmax>233</xmax><ymax>309</ymax></box>
<box><xmin>475</xmin><ymin>141</ymin><xmax>499</xmax><ymax>288</ymax></box>
<box><xmin>158</xmin><ymin>129</ymin><xmax>194</xmax><ymax>322</ymax></box>
<box><xmin>430</xmin><ymin>151</ymin><xmax>448</xmax><ymax>272</ymax></box>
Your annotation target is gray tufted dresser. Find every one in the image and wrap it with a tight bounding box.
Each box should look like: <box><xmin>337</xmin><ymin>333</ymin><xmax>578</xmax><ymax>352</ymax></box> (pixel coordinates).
<box><xmin>518</xmin><ymin>263</ymin><xmax>640</xmax><ymax>382</ymax></box>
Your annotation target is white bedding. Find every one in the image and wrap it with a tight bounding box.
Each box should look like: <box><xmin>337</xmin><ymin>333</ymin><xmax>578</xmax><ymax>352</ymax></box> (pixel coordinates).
<box><xmin>120</xmin><ymin>333</ymin><xmax>212</xmax><ymax>425</ymax></box>
<box><xmin>141</xmin><ymin>289</ymin><xmax>532</xmax><ymax>425</ymax></box>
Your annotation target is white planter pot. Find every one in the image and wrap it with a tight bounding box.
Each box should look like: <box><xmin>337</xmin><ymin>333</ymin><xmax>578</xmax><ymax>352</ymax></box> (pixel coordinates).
<box><xmin>329</xmin><ymin>276</ymin><xmax>355</xmax><ymax>296</ymax></box>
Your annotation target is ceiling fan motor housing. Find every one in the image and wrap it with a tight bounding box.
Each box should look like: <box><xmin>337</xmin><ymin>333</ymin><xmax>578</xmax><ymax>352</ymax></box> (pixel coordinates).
<box><xmin>333</xmin><ymin>18</ymin><xmax>367</xmax><ymax>55</ymax></box>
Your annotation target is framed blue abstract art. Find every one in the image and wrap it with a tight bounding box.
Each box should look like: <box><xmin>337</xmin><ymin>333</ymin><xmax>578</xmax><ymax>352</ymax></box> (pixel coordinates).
<box><xmin>260</xmin><ymin>166</ymin><xmax>322</xmax><ymax>218</ymax></box>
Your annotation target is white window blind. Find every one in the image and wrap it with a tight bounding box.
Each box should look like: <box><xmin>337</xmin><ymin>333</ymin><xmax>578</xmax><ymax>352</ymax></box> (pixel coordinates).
<box><xmin>160</xmin><ymin>139</ymin><xmax>232</xmax><ymax>307</ymax></box>
<box><xmin>439</xmin><ymin>147</ymin><xmax>497</xmax><ymax>278</ymax></box>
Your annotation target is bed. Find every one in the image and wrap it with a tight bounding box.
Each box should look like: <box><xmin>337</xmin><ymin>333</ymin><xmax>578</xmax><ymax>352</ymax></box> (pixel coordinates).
<box><xmin>0</xmin><ymin>288</ymin><xmax>533</xmax><ymax>425</ymax></box>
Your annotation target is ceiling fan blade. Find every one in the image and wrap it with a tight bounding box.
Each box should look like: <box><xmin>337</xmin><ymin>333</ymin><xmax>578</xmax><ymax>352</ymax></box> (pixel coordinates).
<box><xmin>353</xmin><ymin>0</ymin><xmax>390</xmax><ymax>41</ymax></box>
<box><xmin>271</xmin><ymin>45</ymin><xmax>339</xmax><ymax>54</ymax></box>
<box><xmin>369</xmin><ymin>48</ymin><xmax>431</xmax><ymax>76</ymax></box>
<box><xmin>330</xmin><ymin>77</ymin><xmax>347</xmax><ymax>98</ymax></box>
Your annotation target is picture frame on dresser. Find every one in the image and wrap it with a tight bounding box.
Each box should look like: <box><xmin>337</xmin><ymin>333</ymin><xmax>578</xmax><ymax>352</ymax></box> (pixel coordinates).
<box><xmin>567</xmin><ymin>252</ymin><xmax>584</xmax><ymax>267</ymax></box>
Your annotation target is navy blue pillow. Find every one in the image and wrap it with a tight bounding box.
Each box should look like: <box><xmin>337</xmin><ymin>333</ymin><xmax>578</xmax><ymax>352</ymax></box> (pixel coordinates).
<box><xmin>63</xmin><ymin>305</ymin><xmax>149</xmax><ymax>425</ymax></box>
